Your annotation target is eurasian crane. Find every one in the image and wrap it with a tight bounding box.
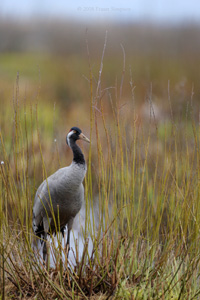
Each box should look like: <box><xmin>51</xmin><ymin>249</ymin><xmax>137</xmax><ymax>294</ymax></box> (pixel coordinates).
<box><xmin>32</xmin><ymin>127</ymin><xmax>90</xmax><ymax>262</ymax></box>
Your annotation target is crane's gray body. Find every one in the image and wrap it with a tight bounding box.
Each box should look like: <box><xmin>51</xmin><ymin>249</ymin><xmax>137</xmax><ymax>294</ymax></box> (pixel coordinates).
<box><xmin>32</xmin><ymin>162</ymin><xmax>87</xmax><ymax>235</ymax></box>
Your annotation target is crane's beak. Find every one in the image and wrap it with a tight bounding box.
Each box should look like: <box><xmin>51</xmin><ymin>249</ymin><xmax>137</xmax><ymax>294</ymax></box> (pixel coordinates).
<box><xmin>79</xmin><ymin>132</ymin><xmax>90</xmax><ymax>143</ymax></box>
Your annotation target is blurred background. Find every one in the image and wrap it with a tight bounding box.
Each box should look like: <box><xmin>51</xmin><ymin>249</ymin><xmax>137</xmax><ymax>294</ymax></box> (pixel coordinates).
<box><xmin>1</xmin><ymin>1</ymin><xmax>200</xmax><ymax>109</ymax></box>
<box><xmin>0</xmin><ymin>0</ymin><xmax>200</xmax><ymax>179</ymax></box>
<box><xmin>1</xmin><ymin>2</ymin><xmax>200</xmax><ymax>103</ymax></box>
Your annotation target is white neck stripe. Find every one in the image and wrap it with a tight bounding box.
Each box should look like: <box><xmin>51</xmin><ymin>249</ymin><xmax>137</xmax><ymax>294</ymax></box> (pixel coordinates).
<box><xmin>67</xmin><ymin>130</ymin><xmax>75</xmax><ymax>147</ymax></box>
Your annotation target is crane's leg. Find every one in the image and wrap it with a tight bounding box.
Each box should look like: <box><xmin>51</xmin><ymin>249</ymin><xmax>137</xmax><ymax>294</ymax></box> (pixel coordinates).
<box><xmin>42</xmin><ymin>217</ymin><xmax>51</xmax><ymax>267</ymax></box>
<box><xmin>66</xmin><ymin>218</ymin><xmax>73</xmax><ymax>258</ymax></box>
<box><xmin>61</xmin><ymin>226</ymin><xmax>66</xmax><ymax>238</ymax></box>
<box><xmin>66</xmin><ymin>229</ymin><xmax>71</xmax><ymax>258</ymax></box>
<box><xmin>43</xmin><ymin>232</ymin><xmax>47</xmax><ymax>262</ymax></box>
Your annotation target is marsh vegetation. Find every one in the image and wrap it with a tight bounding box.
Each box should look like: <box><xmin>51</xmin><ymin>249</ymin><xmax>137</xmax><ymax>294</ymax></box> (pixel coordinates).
<box><xmin>1</xmin><ymin>21</ymin><xmax>200</xmax><ymax>299</ymax></box>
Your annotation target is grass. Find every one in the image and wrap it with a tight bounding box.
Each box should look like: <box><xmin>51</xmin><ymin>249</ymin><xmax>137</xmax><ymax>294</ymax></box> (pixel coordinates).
<box><xmin>1</xmin><ymin>25</ymin><xmax>200</xmax><ymax>299</ymax></box>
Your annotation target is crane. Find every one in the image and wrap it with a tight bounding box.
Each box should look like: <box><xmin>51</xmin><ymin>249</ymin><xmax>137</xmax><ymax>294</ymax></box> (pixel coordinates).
<box><xmin>32</xmin><ymin>127</ymin><xmax>90</xmax><ymax>262</ymax></box>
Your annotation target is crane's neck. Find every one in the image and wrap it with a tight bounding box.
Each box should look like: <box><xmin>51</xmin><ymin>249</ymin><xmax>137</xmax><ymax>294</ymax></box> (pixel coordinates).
<box><xmin>70</xmin><ymin>140</ymin><xmax>85</xmax><ymax>165</ymax></box>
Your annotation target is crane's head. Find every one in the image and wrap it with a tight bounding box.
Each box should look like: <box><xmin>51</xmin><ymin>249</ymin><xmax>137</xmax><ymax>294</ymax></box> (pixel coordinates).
<box><xmin>66</xmin><ymin>127</ymin><xmax>90</xmax><ymax>147</ymax></box>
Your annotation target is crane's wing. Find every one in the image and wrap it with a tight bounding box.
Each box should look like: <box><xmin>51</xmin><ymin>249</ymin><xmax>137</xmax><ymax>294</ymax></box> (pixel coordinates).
<box><xmin>32</xmin><ymin>167</ymin><xmax>69</xmax><ymax>235</ymax></box>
